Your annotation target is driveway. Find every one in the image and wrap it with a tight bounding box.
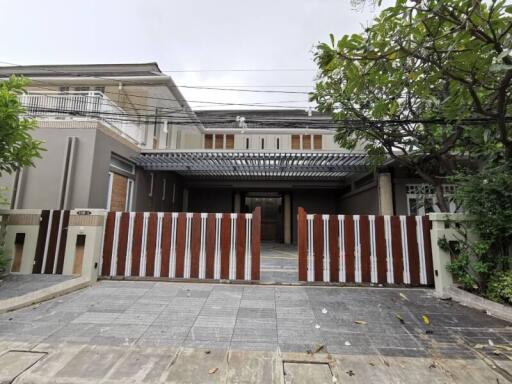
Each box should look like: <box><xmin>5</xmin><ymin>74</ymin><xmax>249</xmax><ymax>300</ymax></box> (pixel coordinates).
<box><xmin>0</xmin><ymin>281</ymin><xmax>511</xmax><ymax>383</ymax></box>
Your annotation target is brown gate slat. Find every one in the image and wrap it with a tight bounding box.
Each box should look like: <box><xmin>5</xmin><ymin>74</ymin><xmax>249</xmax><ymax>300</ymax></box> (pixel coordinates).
<box><xmin>313</xmin><ymin>215</ymin><xmax>323</xmax><ymax>282</ymax></box>
<box><xmin>205</xmin><ymin>214</ymin><xmax>216</xmax><ymax>279</ymax></box>
<box><xmin>55</xmin><ymin>210</ymin><xmax>70</xmax><ymax>274</ymax></box>
<box><xmin>220</xmin><ymin>214</ymin><xmax>231</xmax><ymax>279</ymax></box>
<box><xmin>406</xmin><ymin>216</ymin><xmax>420</xmax><ymax>286</ymax></box>
<box><xmin>375</xmin><ymin>216</ymin><xmax>387</xmax><ymax>284</ymax></box>
<box><xmin>251</xmin><ymin>207</ymin><xmax>261</xmax><ymax>280</ymax></box>
<box><xmin>43</xmin><ymin>210</ymin><xmax>62</xmax><ymax>274</ymax></box>
<box><xmin>190</xmin><ymin>213</ymin><xmax>201</xmax><ymax>278</ymax></box>
<box><xmin>33</xmin><ymin>210</ymin><xmax>50</xmax><ymax>274</ymax></box>
<box><xmin>101</xmin><ymin>211</ymin><xmax>116</xmax><ymax>276</ymax></box>
<box><xmin>236</xmin><ymin>213</ymin><xmax>246</xmax><ymax>280</ymax></box>
<box><xmin>130</xmin><ymin>212</ymin><xmax>144</xmax><ymax>277</ymax></box>
<box><xmin>422</xmin><ymin>216</ymin><xmax>434</xmax><ymax>285</ymax></box>
<box><xmin>390</xmin><ymin>216</ymin><xmax>403</xmax><ymax>284</ymax></box>
<box><xmin>115</xmin><ymin>212</ymin><xmax>130</xmax><ymax>277</ymax></box>
<box><xmin>329</xmin><ymin>215</ymin><xmax>339</xmax><ymax>283</ymax></box>
<box><xmin>175</xmin><ymin>213</ymin><xmax>186</xmax><ymax>278</ymax></box>
<box><xmin>359</xmin><ymin>215</ymin><xmax>371</xmax><ymax>283</ymax></box>
<box><xmin>297</xmin><ymin>207</ymin><xmax>307</xmax><ymax>281</ymax></box>
<box><xmin>344</xmin><ymin>216</ymin><xmax>355</xmax><ymax>283</ymax></box>
<box><xmin>145</xmin><ymin>213</ymin><xmax>158</xmax><ymax>277</ymax></box>
<box><xmin>160</xmin><ymin>213</ymin><xmax>172</xmax><ymax>278</ymax></box>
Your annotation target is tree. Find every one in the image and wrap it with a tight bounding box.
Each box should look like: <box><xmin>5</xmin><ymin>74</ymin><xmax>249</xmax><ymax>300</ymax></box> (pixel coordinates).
<box><xmin>0</xmin><ymin>76</ymin><xmax>43</xmax><ymax>176</ymax></box>
<box><xmin>312</xmin><ymin>0</ymin><xmax>512</xmax><ymax>211</ymax></box>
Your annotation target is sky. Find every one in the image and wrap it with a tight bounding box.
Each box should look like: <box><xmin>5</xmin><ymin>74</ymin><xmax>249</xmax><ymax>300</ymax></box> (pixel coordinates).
<box><xmin>1</xmin><ymin>0</ymin><xmax>386</xmax><ymax>110</ymax></box>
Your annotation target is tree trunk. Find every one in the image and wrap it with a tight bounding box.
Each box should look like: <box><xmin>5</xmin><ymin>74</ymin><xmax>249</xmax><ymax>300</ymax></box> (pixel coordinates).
<box><xmin>435</xmin><ymin>184</ymin><xmax>450</xmax><ymax>212</ymax></box>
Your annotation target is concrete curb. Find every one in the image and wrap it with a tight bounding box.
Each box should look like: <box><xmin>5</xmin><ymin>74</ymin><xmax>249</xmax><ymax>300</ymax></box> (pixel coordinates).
<box><xmin>444</xmin><ymin>286</ymin><xmax>512</xmax><ymax>323</ymax></box>
<box><xmin>0</xmin><ymin>277</ymin><xmax>91</xmax><ymax>314</ymax></box>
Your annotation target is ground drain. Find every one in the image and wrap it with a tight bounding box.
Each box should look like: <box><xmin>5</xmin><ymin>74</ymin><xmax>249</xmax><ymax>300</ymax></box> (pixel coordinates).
<box><xmin>0</xmin><ymin>350</ymin><xmax>47</xmax><ymax>383</ymax></box>
<box><xmin>283</xmin><ymin>361</ymin><xmax>334</xmax><ymax>384</ymax></box>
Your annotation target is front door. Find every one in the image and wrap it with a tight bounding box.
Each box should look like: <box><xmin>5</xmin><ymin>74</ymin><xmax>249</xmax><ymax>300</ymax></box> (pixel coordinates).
<box><xmin>245</xmin><ymin>195</ymin><xmax>282</xmax><ymax>242</ymax></box>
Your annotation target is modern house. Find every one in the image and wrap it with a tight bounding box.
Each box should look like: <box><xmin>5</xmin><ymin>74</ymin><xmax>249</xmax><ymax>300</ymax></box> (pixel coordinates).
<box><xmin>0</xmin><ymin>63</ymin><xmax>452</xmax><ymax>245</ymax></box>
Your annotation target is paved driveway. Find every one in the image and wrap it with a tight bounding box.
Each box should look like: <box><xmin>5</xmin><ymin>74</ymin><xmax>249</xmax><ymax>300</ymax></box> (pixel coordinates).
<box><xmin>0</xmin><ymin>280</ymin><xmax>510</xmax><ymax>357</ymax></box>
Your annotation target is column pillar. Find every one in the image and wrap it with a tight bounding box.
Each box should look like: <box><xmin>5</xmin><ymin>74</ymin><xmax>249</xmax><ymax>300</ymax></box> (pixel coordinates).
<box><xmin>378</xmin><ymin>173</ymin><xmax>394</xmax><ymax>215</ymax></box>
<box><xmin>284</xmin><ymin>193</ymin><xmax>291</xmax><ymax>244</ymax></box>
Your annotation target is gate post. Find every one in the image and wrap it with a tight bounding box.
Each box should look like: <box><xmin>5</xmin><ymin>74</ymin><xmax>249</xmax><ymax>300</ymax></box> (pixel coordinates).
<box><xmin>251</xmin><ymin>207</ymin><xmax>261</xmax><ymax>280</ymax></box>
<box><xmin>298</xmin><ymin>207</ymin><xmax>307</xmax><ymax>281</ymax></box>
<box><xmin>62</xmin><ymin>209</ymin><xmax>106</xmax><ymax>282</ymax></box>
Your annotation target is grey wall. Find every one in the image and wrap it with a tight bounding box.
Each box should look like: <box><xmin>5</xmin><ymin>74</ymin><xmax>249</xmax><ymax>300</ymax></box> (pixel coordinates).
<box><xmin>188</xmin><ymin>188</ymin><xmax>233</xmax><ymax>213</ymax></box>
<box><xmin>338</xmin><ymin>183</ymin><xmax>379</xmax><ymax>215</ymax></box>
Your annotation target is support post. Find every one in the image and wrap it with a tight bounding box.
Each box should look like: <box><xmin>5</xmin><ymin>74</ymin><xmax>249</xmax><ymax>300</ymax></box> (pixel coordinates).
<box><xmin>298</xmin><ymin>207</ymin><xmax>307</xmax><ymax>281</ymax></box>
<box><xmin>378</xmin><ymin>173</ymin><xmax>394</xmax><ymax>215</ymax></box>
<box><xmin>284</xmin><ymin>193</ymin><xmax>291</xmax><ymax>244</ymax></box>
<box><xmin>62</xmin><ymin>209</ymin><xmax>106</xmax><ymax>282</ymax></box>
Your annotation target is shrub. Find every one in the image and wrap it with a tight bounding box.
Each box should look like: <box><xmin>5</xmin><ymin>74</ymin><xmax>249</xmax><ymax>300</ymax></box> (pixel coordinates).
<box><xmin>486</xmin><ymin>271</ymin><xmax>512</xmax><ymax>305</ymax></box>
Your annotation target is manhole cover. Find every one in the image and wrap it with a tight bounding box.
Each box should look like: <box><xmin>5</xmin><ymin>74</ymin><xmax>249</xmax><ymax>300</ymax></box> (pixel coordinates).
<box><xmin>0</xmin><ymin>350</ymin><xmax>46</xmax><ymax>382</ymax></box>
<box><xmin>283</xmin><ymin>361</ymin><xmax>334</xmax><ymax>384</ymax></box>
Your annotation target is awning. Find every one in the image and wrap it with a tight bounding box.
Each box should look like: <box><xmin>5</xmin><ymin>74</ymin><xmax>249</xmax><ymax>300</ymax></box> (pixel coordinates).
<box><xmin>135</xmin><ymin>150</ymin><xmax>368</xmax><ymax>180</ymax></box>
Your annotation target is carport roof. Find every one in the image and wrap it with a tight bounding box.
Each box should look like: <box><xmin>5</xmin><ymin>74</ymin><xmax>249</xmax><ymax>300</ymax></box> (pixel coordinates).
<box><xmin>135</xmin><ymin>150</ymin><xmax>368</xmax><ymax>180</ymax></box>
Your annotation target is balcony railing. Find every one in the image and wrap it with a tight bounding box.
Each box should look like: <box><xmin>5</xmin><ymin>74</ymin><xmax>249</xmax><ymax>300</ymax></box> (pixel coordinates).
<box><xmin>20</xmin><ymin>91</ymin><xmax>144</xmax><ymax>145</ymax></box>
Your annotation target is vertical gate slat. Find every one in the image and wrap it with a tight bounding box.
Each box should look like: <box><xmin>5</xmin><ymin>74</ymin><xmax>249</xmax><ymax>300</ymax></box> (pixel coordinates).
<box><xmin>175</xmin><ymin>213</ymin><xmax>187</xmax><ymax>278</ymax></box>
<box><xmin>344</xmin><ymin>216</ymin><xmax>355</xmax><ymax>283</ymax></box>
<box><xmin>313</xmin><ymin>214</ymin><xmax>323</xmax><ymax>282</ymax></box>
<box><xmin>220</xmin><ymin>214</ymin><xmax>231</xmax><ymax>279</ymax></box>
<box><xmin>101</xmin><ymin>211</ymin><xmax>116</xmax><ymax>276</ymax></box>
<box><xmin>251</xmin><ymin>207</ymin><xmax>261</xmax><ymax>280</ymax></box>
<box><xmin>390</xmin><ymin>216</ymin><xmax>403</xmax><ymax>284</ymax></box>
<box><xmin>375</xmin><ymin>216</ymin><xmax>387</xmax><ymax>284</ymax></box>
<box><xmin>115</xmin><ymin>212</ymin><xmax>130</xmax><ymax>276</ymax></box>
<box><xmin>359</xmin><ymin>215</ymin><xmax>371</xmax><ymax>283</ymax></box>
<box><xmin>298</xmin><ymin>207</ymin><xmax>307</xmax><ymax>281</ymax></box>
<box><xmin>160</xmin><ymin>213</ymin><xmax>172</xmax><ymax>277</ymax></box>
<box><xmin>55</xmin><ymin>210</ymin><xmax>70</xmax><ymax>274</ymax></box>
<box><xmin>236</xmin><ymin>213</ymin><xmax>246</xmax><ymax>280</ymax></box>
<box><xmin>33</xmin><ymin>210</ymin><xmax>50</xmax><ymax>274</ymax></box>
<box><xmin>329</xmin><ymin>215</ymin><xmax>339</xmax><ymax>283</ymax></box>
<box><xmin>145</xmin><ymin>213</ymin><xmax>158</xmax><ymax>277</ymax></box>
<box><xmin>44</xmin><ymin>210</ymin><xmax>62</xmax><ymax>274</ymax></box>
<box><xmin>130</xmin><ymin>213</ymin><xmax>144</xmax><ymax>277</ymax></box>
<box><xmin>406</xmin><ymin>216</ymin><xmax>420</xmax><ymax>286</ymax></box>
<box><xmin>423</xmin><ymin>216</ymin><xmax>434</xmax><ymax>285</ymax></box>
<box><xmin>205</xmin><ymin>213</ymin><xmax>216</xmax><ymax>279</ymax></box>
<box><xmin>190</xmin><ymin>213</ymin><xmax>201</xmax><ymax>278</ymax></box>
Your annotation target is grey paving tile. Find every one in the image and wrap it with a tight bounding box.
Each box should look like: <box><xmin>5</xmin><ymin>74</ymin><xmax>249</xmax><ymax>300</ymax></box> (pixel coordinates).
<box><xmin>72</xmin><ymin>312</ymin><xmax>120</xmax><ymax>324</ymax></box>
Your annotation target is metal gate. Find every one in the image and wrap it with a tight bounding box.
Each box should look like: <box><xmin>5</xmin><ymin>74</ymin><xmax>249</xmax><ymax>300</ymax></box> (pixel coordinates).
<box><xmin>100</xmin><ymin>208</ymin><xmax>261</xmax><ymax>281</ymax></box>
<box><xmin>297</xmin><ymin>207</ymin><xmax>434</xmax><ymax>286</ymax></box>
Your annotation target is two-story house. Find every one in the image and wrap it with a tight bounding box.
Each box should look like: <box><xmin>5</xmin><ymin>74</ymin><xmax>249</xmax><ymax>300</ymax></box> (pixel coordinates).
<box><xmin>0</xmin><ymin>63</ymin><xmax>451</xmax><ymax>245</ymax></box>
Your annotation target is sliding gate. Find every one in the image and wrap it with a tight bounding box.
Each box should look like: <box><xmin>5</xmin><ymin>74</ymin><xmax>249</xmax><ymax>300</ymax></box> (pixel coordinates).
<box><xmin>100</xmin><ymin>208</ymin><xmax>261</xmax><ymax>281</ymax></box>
<box><xmin>297</xmin><ymin>208</ymin><xmax>434</xmax><ymax>286</ymax></box>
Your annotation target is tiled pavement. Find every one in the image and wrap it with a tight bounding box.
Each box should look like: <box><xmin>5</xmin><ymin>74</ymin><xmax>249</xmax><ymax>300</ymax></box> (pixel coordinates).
<box><xmin>260</xmin><ymin>242</ymin><xmax>298</xmax><ymax>283</ymax></box>
<box><xmin>0</xmin><ymin>274</ymin><xmax>75</xmax><ymax>300</ymax></box>
<box><xmin>0</xmin><ymin>280</ymin><xmax>510</xmax><ymax>360</ymax></box>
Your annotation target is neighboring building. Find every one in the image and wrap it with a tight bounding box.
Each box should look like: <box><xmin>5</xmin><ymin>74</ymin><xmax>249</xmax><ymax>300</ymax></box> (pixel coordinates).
<box><xmin>0</xmin><ymin>63</ymin><xmax>451</xmax><ymax>244</ymax></box>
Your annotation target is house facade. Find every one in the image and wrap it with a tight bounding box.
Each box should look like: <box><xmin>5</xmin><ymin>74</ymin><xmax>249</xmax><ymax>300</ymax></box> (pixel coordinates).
<box><xmin>0</xmin><ymin>63</ymin><xmax>445</xmax><ymax>245</ymax></box>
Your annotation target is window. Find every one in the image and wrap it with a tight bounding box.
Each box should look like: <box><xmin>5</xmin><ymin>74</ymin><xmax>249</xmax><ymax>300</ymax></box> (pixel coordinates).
<box><xmin>276</xmin><ymin>137</ymin><xmax>280</xmax><ymax>150</ymax></box>
<box><xmin>110</xmin><ymin>155</ymin><xmax>135</xmax><ymax>174</ymax></box>
<box><xmin>153</xmin><ymin>124</ymin><xmax>160</xmax><ymax>149</ymax></box>
<box><xmin>313</xmin><ymin>135</ymin><xmax>322</xmax><ymax>150</ymax></box>
<box><xmin>125</xmin><ymin>179</ymin><xmax>134</xmax><ymax>211</ymax></box>
<box><xmin>406</xmin><ymin>184</ymin><xmax>458</xmax><ymax>215</ymax></box>
<box><xmin>245</xmin><ymin>137</ymin><xmax>250</xmax><ymax>149</ymax></box>
<box><xmin>302</xmin><ymin>135</ymin><xmax>311</xmax><ymax>149</ymax></box>
<box><xmin>261</xmin><ymin>138</ymin><xmax>265</xmax><ymax>150</ymax></box>
<box><xmin>226</xmin><ymin>134</ymin><xmax>234</xmax><ymax>149</ymax></box>
<box><xmin>291</xmin><ymin>135</ymin><xmax>300</xmax><ymax>149</ymax></box>
<box><xmin>204</xmin><ymin>134</ymin><xmax>213</xmax><ymax>149</ymax></box>
<box><xmin>215</xmin><ymin>135</ymin><xmax>223</xmax><ymax>149</ymax></box>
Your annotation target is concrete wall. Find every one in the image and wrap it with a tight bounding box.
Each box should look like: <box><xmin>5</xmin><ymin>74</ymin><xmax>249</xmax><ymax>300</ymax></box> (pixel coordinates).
<box><xmin>188</xmin><ymin>189</ymin><xmax>233</xmax><ymax>213</ymax></box>
<box><xmin>338</xmin><ymin>184</ymin><xmax>379</xmax><ymax>215</ymax></box>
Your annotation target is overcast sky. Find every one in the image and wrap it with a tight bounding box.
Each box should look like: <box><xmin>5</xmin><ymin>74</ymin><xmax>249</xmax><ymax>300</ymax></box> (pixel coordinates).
<box><xmin>1</xmin><ymin>0</ymin><xmax>386</xmax><ymax>110</ymax></box>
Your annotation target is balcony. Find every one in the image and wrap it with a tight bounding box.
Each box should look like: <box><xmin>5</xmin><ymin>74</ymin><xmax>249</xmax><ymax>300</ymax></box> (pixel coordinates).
<box><xmin>19</xmin><ymin>91</ymin><xmax>144</xmax><ymax>145</ymax></box>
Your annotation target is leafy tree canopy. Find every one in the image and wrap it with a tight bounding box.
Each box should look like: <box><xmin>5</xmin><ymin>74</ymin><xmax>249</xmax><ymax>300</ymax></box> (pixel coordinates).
<box><xmin>0</xmin><ymin>76</ymin><xmax>43</xmax><ymax>175</ymax></box>
<box><xmin>312</xmin><ymin>0</ymin><xmax>512</xmax><ymax>210</ymax></box>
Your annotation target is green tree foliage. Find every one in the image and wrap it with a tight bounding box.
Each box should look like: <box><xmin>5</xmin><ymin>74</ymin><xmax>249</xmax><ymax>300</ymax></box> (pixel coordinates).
<box><xmin>312</xmin><ymin>0</ymin><xmax>512</xmax><ymax>211</ymax></box>
<box><xmin>0</xmin><ymin>76</ymin><xmax>43</xmax><ymax>175</ymax></box>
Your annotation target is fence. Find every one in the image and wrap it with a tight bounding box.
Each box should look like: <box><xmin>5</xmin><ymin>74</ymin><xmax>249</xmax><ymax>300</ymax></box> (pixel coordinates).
<box><xmin>100</xmin><ymin>208</ymin><xmax>261</xmax><ymax>281</ymax></box>
<box><xmin>297</xmin><ymin>208</ymin><xmax>434</xmax><ymax>285</ymax></box>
